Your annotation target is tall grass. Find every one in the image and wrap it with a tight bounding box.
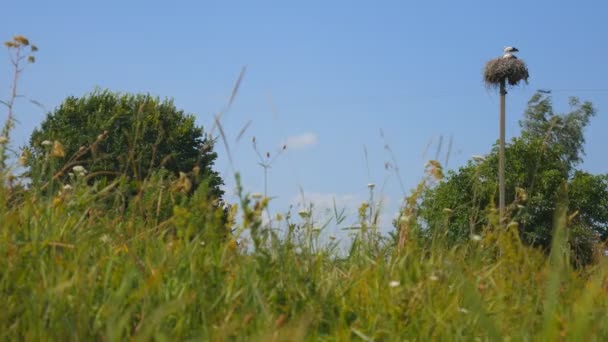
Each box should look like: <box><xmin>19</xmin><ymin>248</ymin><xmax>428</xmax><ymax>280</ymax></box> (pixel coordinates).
<box><xmin>2</xmin><ymin>166</ymin><xmax>608</xmax><ymax>340</ymax></box>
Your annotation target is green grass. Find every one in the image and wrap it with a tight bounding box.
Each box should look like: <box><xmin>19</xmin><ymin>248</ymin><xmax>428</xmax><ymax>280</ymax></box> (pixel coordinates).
<box><xmin>1</xmin><ymin>169</ymin><xmax>608</xmax><ymax>341</ymax></box>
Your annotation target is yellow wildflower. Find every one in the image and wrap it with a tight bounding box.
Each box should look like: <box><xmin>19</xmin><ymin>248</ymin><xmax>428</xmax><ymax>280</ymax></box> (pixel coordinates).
<box><xmin>51</xmin><ymin>140</ymin><xmax>65</xmax><ymax>158</ymax></box>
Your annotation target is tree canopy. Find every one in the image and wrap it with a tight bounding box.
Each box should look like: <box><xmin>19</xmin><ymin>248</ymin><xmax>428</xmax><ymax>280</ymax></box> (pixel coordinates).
<box><xmin>416</xmin><ymin>92</ymin><xmax>606</xmax><ymax>266</ymax></box>
<box><xmin>29</xmin><ymin>89</ymin><xmax>224</xmax><ymax>200</ymax></box>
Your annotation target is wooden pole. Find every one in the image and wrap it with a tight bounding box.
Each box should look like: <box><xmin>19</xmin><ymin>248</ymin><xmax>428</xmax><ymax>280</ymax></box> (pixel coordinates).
<box><xmin>499</xmin><ymin>80</ymin><xmax>506</xmax><ymax>226</ymax></box>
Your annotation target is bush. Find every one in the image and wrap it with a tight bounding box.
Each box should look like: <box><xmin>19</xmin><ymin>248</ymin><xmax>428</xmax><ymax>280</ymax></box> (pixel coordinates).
<box><xmin>28</xmin><ymin>89</ymin><xmax>224</xmax><ymax>201</ymax></box>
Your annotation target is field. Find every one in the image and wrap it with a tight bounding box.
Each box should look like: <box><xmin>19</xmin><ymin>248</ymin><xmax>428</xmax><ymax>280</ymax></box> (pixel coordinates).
<box><xmin>1</xmin><ymin>170</ymin><xmax>608</xmax><ymax>340</ymax></box>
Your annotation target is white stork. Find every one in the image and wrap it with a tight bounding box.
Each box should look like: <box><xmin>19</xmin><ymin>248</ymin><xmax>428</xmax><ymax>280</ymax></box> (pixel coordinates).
<box><xmin>502</xmin><ymin>53</ymin><xmax>518</xmax><ymax>59</ymax></box>
<box><xmin>504</xmin><ymin>46</ymin><xmax>519</xmax><ymax>53</ymax></box>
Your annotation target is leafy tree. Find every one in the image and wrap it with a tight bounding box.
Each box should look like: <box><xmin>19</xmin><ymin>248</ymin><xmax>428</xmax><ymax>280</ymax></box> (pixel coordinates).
<box><xmin>416</xmin><ymin>92</ymin><xmax>606</xmax><ymax>265</ymax></box>
<box><xmin>28</xmin><ymin>89</ymin><xmax>224</xmax><ymax>201</ymax></box>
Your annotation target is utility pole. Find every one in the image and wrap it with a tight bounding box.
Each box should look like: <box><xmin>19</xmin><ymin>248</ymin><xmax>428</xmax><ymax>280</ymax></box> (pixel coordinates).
<box><xmin>499</xmin><ymin>80</ymin><xmax>506</xmax><ymax>225</ymax></box>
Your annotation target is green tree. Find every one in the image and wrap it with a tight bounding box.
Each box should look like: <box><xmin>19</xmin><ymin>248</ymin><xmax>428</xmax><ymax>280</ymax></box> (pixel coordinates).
<box><xmin>29</xmin><ymin>89</ymin><xmax>224</xmax><ymax>200</ymax></box>
<box><xmin>416</xmin><ymin>92</ymin><xmax>606</xmax><ymax>265</ymax></box>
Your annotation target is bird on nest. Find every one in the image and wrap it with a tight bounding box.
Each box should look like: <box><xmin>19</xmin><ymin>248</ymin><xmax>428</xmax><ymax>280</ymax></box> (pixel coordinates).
<box><xmin>502</xmin><ymin>46</ymin><xmax>519</xmax><ymax>59</ymax></box>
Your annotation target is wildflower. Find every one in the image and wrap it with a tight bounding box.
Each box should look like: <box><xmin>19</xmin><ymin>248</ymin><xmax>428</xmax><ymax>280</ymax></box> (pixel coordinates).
<box><xmin>367</xmin><ymin>183</ymin><xmax>375</xmax><ymax>189</ymax></box>
<box><xmin>99</xmin><ymin>234</ymin><xmax>110</xmax><ymax>243</ymax></box>
<box><xmin>389</xmin><ymin>280</ymin><xmax>400</xmax><ymax>288</ymax></box>
<box><xmin>62</xmin><ymin>184</ymin><xmax>73</xmax><ymax>191</ymax></box>
<box><xmin>0</xmin><ymin>136</ymin><xmax>8</xmax><ymax>144</ymax></box>
<box><xmin>173</xmin><ymin>172</ymin><xmax>192</xmax><ymax>193</ymax></box>
<box><xmin>52</xmin><ymin>196</ymin><xmax>63</xmax><ymax>207</ymax></box>
<box><xmin>13</xmin><ymin>35</ymin><xmax>30</xmax><ymax>46</ymax></box>
<box><xmin>51</xmin><ymin>141</ymin><xmax>65</xmax><ymax>158</ymax></box>
<box><xmin>18</xmin><ymin>154</ymin><xmax>28</xmax><ymax>166</ymax></box>
<box><xmin>72</xmin><ymin>165</ymin><xmax>87</xmax><ymax>177</ymax></box>
<box><xmin>298</xmin><ymin>210</ymin><xmax>310</xmax><ymax>218</ymax></box>
<box><xmin>458</xmin><ymin>307</ymin><xmax>469</xmax><ymax>314</ymax></box>
<box><xmin>429</xmin><ymin>274</ymin><xmax>439</xmax><ymax>282</ymax></box>
<box><xmin>96</xmin><ymin>131</ymin><xmax>108</xmax><ymax>142</ymax></box>
<box><xmin>41</xmin><ymin>140</ymin><xmax>52</xmax><ymax>147</ymax></box>
<box><xmin>515</xmin><ymin>187</ymin><xmax>528</xmax><ymax>201</ymax></box>
<box><xmin>312</xmin><ymin>226</ymin><xmax>321</xmax><ymax>233</ymax></box>
<box><xmin>399</xmin><ymin>215</ymin><xmax>410</xmax><ymax>223</ymax></box>
<box><xmin>227</xmin><ymin>239</ymin><xmax>238</xmax><ymax>250</ymax></box>
<box><xmin>470</xmin><ymin>234</ymin><xmax>482</xmax><ymax>242</ymax></box>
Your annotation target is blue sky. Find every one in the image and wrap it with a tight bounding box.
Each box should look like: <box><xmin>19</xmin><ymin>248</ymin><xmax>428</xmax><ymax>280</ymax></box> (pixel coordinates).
<box><xmin>2</xmin><ymin>0</ymin><xmax>607</xmax><ymax>236</ymax></box>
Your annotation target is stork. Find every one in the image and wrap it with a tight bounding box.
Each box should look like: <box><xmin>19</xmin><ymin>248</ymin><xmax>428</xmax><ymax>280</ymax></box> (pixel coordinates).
<box><xmin>502</xmin><ymin>53</ymin><xmax>517</xmax><ymax>59</ymax></box>
<box><xmin>504</xmin><ymin>46</ymin><xmax>519</xmax><ymax>53</ymax></box>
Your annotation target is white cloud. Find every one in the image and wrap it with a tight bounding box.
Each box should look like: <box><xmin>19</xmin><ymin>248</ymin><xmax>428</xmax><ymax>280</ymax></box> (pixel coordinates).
<box><xmin>290</xmin><ymin>191</ymin><xmax>393</xmax><ymax>224</ymax></box>
<box><xmin>283</xmin><ymin>132</ymin><xmax>318</xmax><ymax>150</ymax></box>
<box><xmin>291</xmin><ymin>192</ymin><xmax>362</xmax><ymax>214</ymax></box>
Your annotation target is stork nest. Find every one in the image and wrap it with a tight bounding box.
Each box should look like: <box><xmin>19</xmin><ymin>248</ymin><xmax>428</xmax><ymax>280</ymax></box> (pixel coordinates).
<box><xmin>484</xmin><ymin>57</ymin><xmax>529</xmax><ymax>88</ymax></box>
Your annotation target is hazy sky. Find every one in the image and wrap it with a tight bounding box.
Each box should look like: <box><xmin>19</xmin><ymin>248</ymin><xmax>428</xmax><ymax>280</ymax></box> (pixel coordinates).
<box><xmin>2</xmin><ymin>0</ymin><xmax>607</xmax><ymax>236</ymax></box>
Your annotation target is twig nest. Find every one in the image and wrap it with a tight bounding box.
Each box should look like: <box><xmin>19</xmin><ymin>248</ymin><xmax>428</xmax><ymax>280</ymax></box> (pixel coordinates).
<box><xmin>484</xmin><ymin>57</ymin><xmax>529</xmax><ymax>88</ymax></box>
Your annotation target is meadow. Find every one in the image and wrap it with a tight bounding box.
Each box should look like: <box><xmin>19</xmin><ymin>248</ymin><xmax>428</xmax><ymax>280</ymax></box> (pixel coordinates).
<box><xmin>2</xmin><ymin>35</ymin><xmax>608</xmax><ymax>341</ymax></box>
<box><xmin>2</xmin><ymin>170</ymin><xmax>608</xmax><ymax>340</ymax></box>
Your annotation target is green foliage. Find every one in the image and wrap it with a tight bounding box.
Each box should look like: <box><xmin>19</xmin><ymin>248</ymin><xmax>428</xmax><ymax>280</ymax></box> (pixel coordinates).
<box><xmin>521</xmin><ymin>93</ymin><xmax>596</xmax><ymax>169</ymax></box>
<box><xmin>28</xmin><ymin>90</ymin><xmax>224</xmax><ymax>200</ymax></box>
<box><xmin>2</xmin><ymin>173</ymin><xmax>608</xmax><ymax>340</ymax></box>
<box><xmin>418</xmin><ymin>92</ymin><xmax>607</xmax><ymax>265</ymax></box>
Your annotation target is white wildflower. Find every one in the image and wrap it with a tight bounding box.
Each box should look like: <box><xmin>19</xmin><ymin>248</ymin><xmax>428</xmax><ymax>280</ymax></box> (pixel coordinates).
<box><xmin>429</xmin><ymin>274</ymin><xmax>439</xmax><ymax>282</ymax></box>
<box><xmin>367</xmin><ymin>183</ymin><xmax>375</xmax><ymax>189</ymax></box>
<box><xmin>458</xmin><ymin>307</ymin><xmax>469</xmax><ymax>314</ymax></box>
<box><xmin>99</xmin><ymin>234</ymin><xmax>110</xmax><ymax>243</ymax></box>
<box><xmin>298</xmin><ymin>210</ymin><xmax>310</xmax><ymax>218</ymax></box>
<box><xmin>72</xmin><ymin>165</ymin><xmax>87</xmax><ymax>176</ymax></box>
<box><xmin>471</xmin><ymin>234</ymin><xmax>482</xmax><ymax>242</ymax></box>
<box><xmin>62</xmin><ymin>184</ymin><xmax>73</xmax><ymax>191</ymax></box>
<box><xmin>389</xmin><ymin>280</ymin><xmax>400</xmax><ymax>288</ymax></box>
